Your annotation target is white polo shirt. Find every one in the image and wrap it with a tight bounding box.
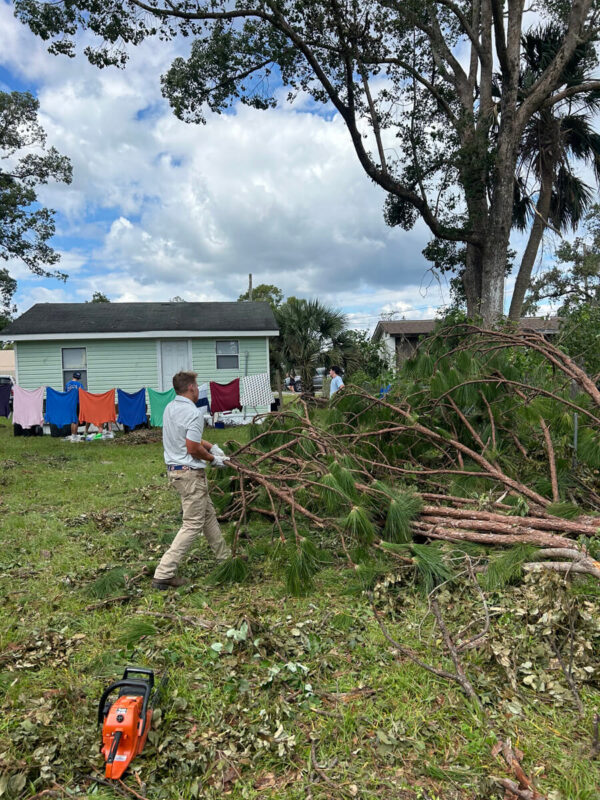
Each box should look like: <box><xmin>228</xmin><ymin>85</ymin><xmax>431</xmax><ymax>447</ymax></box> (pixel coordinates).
<box><xmin>163</xmin><ymin>395</ymin><xmax>207</xmax><ymax>468</ymax></box>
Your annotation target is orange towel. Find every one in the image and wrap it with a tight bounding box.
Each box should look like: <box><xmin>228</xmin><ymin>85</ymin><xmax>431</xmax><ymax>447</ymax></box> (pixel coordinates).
<box><xmin>79</xmin><ymin>388</ymin><xmax>117</xmax><ymax>427</ymax></box>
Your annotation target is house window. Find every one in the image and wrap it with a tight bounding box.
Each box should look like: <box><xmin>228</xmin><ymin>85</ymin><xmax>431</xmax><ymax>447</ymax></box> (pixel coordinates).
<box><xmin>62</xmin><ymin>347</ymin><xmax>87</xmax><ymax>389</ymax></box>
<box><xmin>216</xmin><ymin>340</ymin><xmax>239</xmax><ymax>370</ymax></box>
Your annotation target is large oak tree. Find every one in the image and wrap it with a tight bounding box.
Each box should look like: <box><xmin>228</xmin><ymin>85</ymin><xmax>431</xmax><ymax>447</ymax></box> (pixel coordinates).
<box><xmin>0</xmin><ymin>90</ymin><xmax>72</xmax><ymax>324</ymax></box>
<box><xmin>15</xmin><ymin>0</ymin><xmax>600</xmax><ymax>324</ymax></box>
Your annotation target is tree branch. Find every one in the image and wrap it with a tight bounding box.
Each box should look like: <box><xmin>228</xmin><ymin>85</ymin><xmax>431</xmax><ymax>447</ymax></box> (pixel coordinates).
<box><xmin>543</xmin><ymin>80</ymin><xmax>600</xmax><ymax>108</ymax></box>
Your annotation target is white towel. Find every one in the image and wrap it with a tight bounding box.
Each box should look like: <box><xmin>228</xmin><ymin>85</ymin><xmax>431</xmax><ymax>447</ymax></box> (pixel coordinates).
<box><xmin>241</xmin><ymin>373</ymin><xmax>273</xmax><ymax>407</ymax></box>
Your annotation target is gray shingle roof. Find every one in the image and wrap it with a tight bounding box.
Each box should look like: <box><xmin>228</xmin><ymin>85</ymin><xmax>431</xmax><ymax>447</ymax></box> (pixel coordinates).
<box><xmin>1</xmin><ymin>302</ymin><xmax>278</xmax><ymax>336</ymax></box>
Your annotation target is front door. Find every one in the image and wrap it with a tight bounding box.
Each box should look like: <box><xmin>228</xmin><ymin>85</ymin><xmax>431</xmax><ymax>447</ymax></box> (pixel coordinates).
<box><xmin>160</xmin><ymin>340</ymin><xmax>191</xmax><ymax>390</ymax></box>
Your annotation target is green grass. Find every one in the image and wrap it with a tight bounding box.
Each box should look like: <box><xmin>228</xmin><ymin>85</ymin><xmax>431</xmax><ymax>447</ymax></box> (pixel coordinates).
<box><xmin>0</xmin><ymin>418</ymin><xmax>599</xmax><ymax>799</ymax></box>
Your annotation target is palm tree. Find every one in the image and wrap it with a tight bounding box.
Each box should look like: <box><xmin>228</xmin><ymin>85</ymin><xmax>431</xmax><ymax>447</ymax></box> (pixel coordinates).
<box><xmin>509</xmin><ymin>25</ymin><xmax>600</xmax><ymax>320</ymax></box>
<box><xmin>276</xmin><ymin>298</ymin><xmax>346</xmax><ymax>393</ymax></box>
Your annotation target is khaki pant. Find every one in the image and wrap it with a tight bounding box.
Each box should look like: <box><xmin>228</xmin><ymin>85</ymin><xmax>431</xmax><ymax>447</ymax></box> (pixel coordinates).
<box><xmin>154</xmin><ymin>470</ymin><xmax>231</xmax><ymax>580</ymax></box>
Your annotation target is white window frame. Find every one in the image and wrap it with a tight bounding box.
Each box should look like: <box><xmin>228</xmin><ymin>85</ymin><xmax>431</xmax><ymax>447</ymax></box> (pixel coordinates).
<box><xmin>62</xmin><ymin>346</ymin><xmax>87</xmax><ymax>390</ymax></box>
<box><xmin>216</xmin><ymin>339</ymin><xmax>239</xmax><ymax>370</ymax></box>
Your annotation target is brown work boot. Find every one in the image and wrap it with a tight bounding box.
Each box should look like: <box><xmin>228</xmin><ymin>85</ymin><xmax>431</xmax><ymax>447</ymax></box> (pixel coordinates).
<box><xmin>151</xmin><ymin>576</ymin><xmax>189</xmax><ymax>590</ymax></box>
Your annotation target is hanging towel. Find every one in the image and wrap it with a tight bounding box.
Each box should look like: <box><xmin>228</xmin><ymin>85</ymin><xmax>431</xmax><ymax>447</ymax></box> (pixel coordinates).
<box><xmin>148</xmin><ymin>387</ymin><xmax>176</xmax><ymax>427</ymax></box>
<box><xmin>13</xmin><ymin>386</ymin><xmax>44</xmax><ymax>428</ymax></box>
<box><xmin>195</xmin><ymin>384</ymin><xmax>210</xmax><ymax>413</ymax></box>
<box><xmin>241</xmin><ymin>373</ymin><xmax>273</xmax><ymax>407</ymax></box>
<box><xmin>0</xmin><ymin>384</ymin><xmax>11</xmax><ymax>418</ymax></box>
<box><xmin>210</xmin><ymin>379</ymin><xmax>241</xmax><ymax>413</ymax></box>
<box><xmin>79</xmin><ymin>388</ymin><xmax>117</xmax><ymax>427</ymax></box>
<box><xmin>117</xmin><ymin>388</ymin><xmax>148</xmax><ymax>428</ymax></box>
<box><xmin>45</xmin><ymin>387</ymin><xmax>79</xmax><ymax>427</ymax></box>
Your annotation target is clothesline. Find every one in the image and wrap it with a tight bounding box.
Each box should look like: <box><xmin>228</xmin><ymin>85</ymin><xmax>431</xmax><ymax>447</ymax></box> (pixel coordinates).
<box><xmin>3</xmin><ymin>375</ymin><xmax>274</xmax><ymax>430</ymax></box>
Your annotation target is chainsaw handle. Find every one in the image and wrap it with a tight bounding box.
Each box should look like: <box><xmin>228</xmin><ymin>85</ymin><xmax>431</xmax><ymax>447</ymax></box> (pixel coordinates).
<box><xmin>121</xmin><ymin>669</ymin><xmax>154</xmax><ymax>739</ymax></box>
<box><xmin>123</xmin><ymin>667</ymin><xmax>155</xmax><ymax>689</ymax></box>
<box><xmin>97</xmin><ymin>680</ymin><xmax>152</xmax><ymax>726</ymax></box>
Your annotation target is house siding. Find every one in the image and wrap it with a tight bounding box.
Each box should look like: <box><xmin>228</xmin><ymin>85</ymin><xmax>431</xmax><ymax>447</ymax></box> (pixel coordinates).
<box><xmin>192</xmin><ymin>336</ymin><xmax>271</xmax><ymax>413</ymax></box>
<box><xmin>16</xmin><ymin>339</ymin><xmax>158</xmax><ymax>392</ymax></box>
<box><xmin>191</xmin><ymin>337</ymin><xmax>268</xmax><ymax>385</ymax></box>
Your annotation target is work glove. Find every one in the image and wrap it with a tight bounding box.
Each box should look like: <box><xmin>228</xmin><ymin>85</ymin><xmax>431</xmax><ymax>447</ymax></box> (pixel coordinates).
<box><xmin>211</xmin><ymin>444</ymin><xmax>226</xmax><ymax>458</ymax></box>
<box><xmin>211</xmin><ymin>454</ymin><xmax>230</xmax><ymax>468</ymax></box>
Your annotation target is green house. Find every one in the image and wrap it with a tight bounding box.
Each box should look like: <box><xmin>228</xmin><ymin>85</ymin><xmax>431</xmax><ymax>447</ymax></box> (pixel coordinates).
<box><xmin>1</xmin><ymin>302</ymin><xmax>278</xmax><ymax>411</ymax></box>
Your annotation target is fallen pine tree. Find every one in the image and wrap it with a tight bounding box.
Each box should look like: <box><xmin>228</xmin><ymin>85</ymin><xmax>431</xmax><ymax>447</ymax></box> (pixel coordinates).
<box><xmin>202</xmin><ymin>326</ymin><xmax>600</xmax><ymax>798</ymax></box>
<box><xmin>209</xmin><ymin>323</ymin><xmax>600</xmax><ymax>591</ymax></box>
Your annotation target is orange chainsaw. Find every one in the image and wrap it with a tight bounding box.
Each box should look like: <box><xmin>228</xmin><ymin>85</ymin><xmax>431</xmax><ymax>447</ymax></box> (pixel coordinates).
<box><xmin>98</xmin><ymin>667</ymin><xmax>167</xmax><ymax>779</ymax></box>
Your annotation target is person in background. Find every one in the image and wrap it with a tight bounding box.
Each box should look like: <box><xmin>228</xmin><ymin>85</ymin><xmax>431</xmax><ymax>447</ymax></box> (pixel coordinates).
<box><xmin>65</xmin><ymin>371</ymin><xmax>100</xmax><ymax>439</ymax></box>
<box><xmin>65</xmin><ymin>371</ymin><xmax>84</xmax><ymax>440</ymax></box>
<box><xmin>286</xmin><ymin>371</ymin><xmax>297</xmax><ymax>392</ymax></box>
<box><xmin>329</xmin><ymin>365</ymin><xmax>345</xmax><ymax>397</ymax></box>
<box><xmin>152</xmin><ymin>370</ymin><xmax>233</xmax><ymax>590</ymax></box>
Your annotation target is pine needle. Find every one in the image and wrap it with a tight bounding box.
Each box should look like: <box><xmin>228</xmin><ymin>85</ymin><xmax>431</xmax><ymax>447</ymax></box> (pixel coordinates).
<box><xmin>212</xmin><ymin>491</ymin><xmax>232</xmax><ymax>515</ymax></box>
<box><xmin>546</xmin><ymin>501</ymin><xmax>582</xmax><ymax>520</ymax></box>
<box><xmin>317</xmin><ymin>473</ymin><xmax>346</xmax><ymax>514</ymax></box>
<box><xmin>448</xmin><ymin>541</ymin><xmax>487</xmax><ymax>558</ymax></box>
<box><xmin>377</xmin><ymin>541</ymin><xmax>411</xmax><ymax>556</ymax></box>
<box><xmin>87</xmin><ymin>567</ymin><xmax>126</xmax><ymax>599</ymax></box>
<box><xmin>298</xmin><ymin>432</ymin><xmax>317</xmax><ymax>458</ymax></box>
<box><xmin>344</xmin><ymin>505</ymin><xmax>375</xmax><ymax>544</ymax></box>
<box><xmin>324</xmin><ymin>407</ymin><xmax>344</xmax><ymax>426</ymax></box>
<box><xmin>482</xmin><ymin>544</ymin><xmax>538</xmax><ymax>591</ymax></box>
<box><xmin>285</xmin><ymin>538</ymin><xmax>322</xmax><ymax>596</ymax></box>
<box><xmin>370</xmin><ymin>480</ymin><xmax>396</xmax><ymax>502</ymax></box>
<box><xmin>383</xmin><ymin>490</ymin><xmax>422</xmax><ymax>543</ymax></box>
<box><xmin>342</xmin><ymin>563</ymin><xmax>385</xmax><ymax>595</ymax></box>
<box><xmin>117</xmin><ymin>620</ymin><xmax>157</xmax><ymax>648</ymax></box>
<box><xmin>208</xmin><ymin>556</ymin><xmax>249</xmax><ymax>585</ymax></box>
<box><xmin>330</xmin><ymin>462</ymin><xmax>358</xmax><ymax>500</ymax></box>
<box><xmin>410</xmin><ymin>543</ymin><xmax>454</xmax><ymax>594</ymax></box>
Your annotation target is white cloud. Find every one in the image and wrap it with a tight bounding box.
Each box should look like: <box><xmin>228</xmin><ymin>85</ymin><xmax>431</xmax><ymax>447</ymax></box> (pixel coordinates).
<box><xmin>2</xmin><ymin>0</ymin><xmax>438</xmax><ymax>323</ymax></box>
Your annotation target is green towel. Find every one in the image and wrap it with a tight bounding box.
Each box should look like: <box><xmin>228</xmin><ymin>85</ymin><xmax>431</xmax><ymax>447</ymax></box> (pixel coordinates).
<box><xmin>148</xmin><ymin>387</ymin><xmax>175</xmax><ymax>427</ymax></box>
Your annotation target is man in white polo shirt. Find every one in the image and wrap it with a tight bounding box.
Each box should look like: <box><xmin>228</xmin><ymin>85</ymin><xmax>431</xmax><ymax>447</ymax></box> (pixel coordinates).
<box><xmin>152</xmin><ymin>370</ymin><xmax>231</xmax><ymax>590</ymax></box>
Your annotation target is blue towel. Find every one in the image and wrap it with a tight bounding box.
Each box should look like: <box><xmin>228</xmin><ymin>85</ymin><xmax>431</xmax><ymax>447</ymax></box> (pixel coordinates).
<box><xmin>45</xmin><ymin>386</ymin><xmax>79</xmax><ymax>426</ymax></box>
<box><xmin>117</xmin><ymin>388</ymin><xmax>148</xmax><ymax>428</ymax></box>
<box><xmin>195</xmin><ymin>396</ymin><xmax>211</xmax><ymax>412</ymax></box>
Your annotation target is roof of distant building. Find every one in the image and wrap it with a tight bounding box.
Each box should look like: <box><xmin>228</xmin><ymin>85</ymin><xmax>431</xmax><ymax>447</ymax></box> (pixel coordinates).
<box><xmin>372</xmin><ymin>316</ymin><xmax>560</xmax><ymax>341</ymax></box>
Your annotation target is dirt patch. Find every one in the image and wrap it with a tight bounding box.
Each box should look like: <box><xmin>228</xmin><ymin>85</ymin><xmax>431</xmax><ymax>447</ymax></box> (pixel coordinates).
<box><xmin>121</xmin><ymin>428</ymin><xmax>163</xmax><ymax>445</ymax></box>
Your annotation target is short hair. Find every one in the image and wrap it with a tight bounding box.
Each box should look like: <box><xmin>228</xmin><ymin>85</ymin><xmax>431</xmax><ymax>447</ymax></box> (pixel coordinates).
<box><xmin>330</xmin><ymin>365</ymin><xmax>342</xmax><ymax>375</ymax></box>
<box><xmin>173</xmin><ymin>371</ymin><xmax>198</xmax><ymax>394</ymax></box>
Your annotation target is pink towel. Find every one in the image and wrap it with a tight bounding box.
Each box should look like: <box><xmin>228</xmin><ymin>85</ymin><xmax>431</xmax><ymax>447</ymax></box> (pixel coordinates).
<box><xmin>13</xmin><ymin>386</ymin><xmax>44</xmax><ymax>429</ymax></box>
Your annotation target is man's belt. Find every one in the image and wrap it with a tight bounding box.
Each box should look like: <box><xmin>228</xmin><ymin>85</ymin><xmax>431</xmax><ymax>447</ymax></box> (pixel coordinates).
<box><xmin>167</xmin><ymin>465</ymin><xmax>202</xmax><ymax>472</ymax></box>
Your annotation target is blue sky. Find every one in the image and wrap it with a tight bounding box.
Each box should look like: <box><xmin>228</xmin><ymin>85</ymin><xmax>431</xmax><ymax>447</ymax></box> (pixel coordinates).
<box><xmin>0</xmin><ymin>1</ymin><xmax>565</xmax><ymax>328</ymax></box>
